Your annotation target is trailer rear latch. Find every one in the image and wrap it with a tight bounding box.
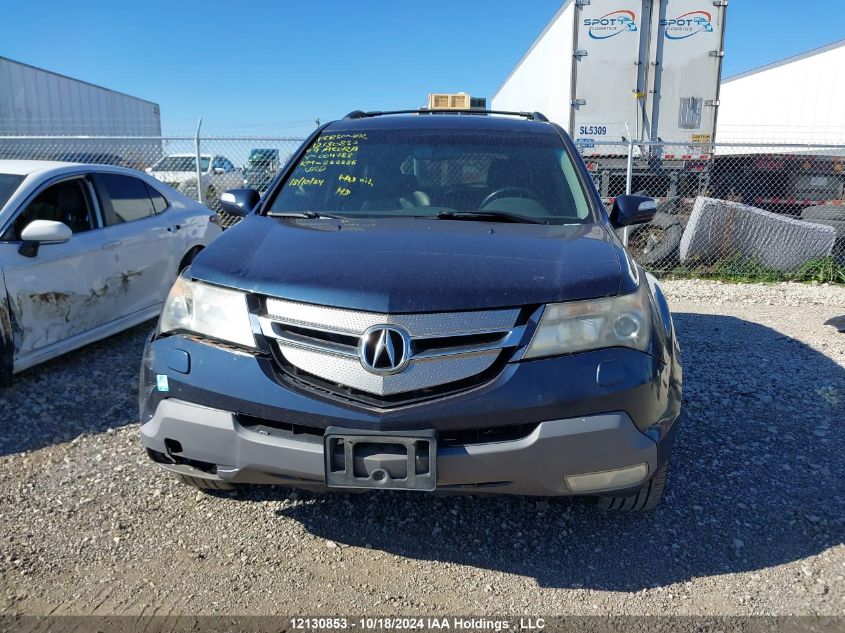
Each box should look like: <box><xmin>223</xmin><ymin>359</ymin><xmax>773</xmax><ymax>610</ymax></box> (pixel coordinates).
<box><xmin>573</xmin><ymin>49</ymin><xmax>588</xmax><ymax>59</ymax></box>
<box><xmin>571</xmin><ymin>99</ymin><xmax>586</xmax><ymax>107</ymax></box>
<box><xmin>709</xmin><ymin>50</ymin><xmax>725</xmax><ymax>58</ymax></box>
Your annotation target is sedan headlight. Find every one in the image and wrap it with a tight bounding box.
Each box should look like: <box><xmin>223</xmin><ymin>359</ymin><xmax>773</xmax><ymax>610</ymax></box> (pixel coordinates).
<box><xmin>159</xmin><ymin>276</ymin><xmax>256</xmax><ymax>349</ymax></box>
<box><xmin>524</xmin><ymin>285</ymin><xmax>651</xmax><ymax>359</ymax></box>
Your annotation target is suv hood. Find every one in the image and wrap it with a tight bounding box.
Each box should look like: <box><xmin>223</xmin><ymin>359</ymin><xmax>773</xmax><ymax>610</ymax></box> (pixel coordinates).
<box><xmin>189</xmin><ymin>215</ymin><xmax>627</xmax><ymax>313</ymax></box>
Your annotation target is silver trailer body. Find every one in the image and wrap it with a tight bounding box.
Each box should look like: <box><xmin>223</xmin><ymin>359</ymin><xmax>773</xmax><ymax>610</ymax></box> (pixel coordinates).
<box><xmin>0</xmin><ymin>56</ymin><xmax>161</xmax><ymax>135</ymax></box>
<box><xmin>492</xmin><ymin>0</ymin><xmax>727</xmax><ymax>158</ymax></box>
<box><xmin>0</xmin><ymin>57</ymin><xmax>162</xmax><ymax>169</ymax></box>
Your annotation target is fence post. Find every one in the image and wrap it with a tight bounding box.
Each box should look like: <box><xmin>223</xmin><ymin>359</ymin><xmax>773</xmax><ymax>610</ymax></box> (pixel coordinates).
<box><xmin>623</xmin><ymin>136</ymin><xmax>635</xmax><ymax>247</ymax></box>
<box><xmin>194</xmin><ymin>117</ymin><xmax>203</xmax><ymax>205</ymax></box>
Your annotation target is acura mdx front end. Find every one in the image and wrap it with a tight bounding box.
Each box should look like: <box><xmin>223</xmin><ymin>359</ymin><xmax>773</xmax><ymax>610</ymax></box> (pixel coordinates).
<box><xmin>139</xmin><ymin>110</ymin><xmax>682</xmax><ymax>511</ymax></box>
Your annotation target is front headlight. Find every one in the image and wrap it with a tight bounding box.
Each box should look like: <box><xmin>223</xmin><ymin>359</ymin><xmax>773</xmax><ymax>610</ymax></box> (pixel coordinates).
<box><xmin>159</xmin><ymin>276</ymin><xmax>256</xmax><ymax>349</ymax></box>
<box><xmin>524</xmin><ymin>285</ymin><xmax>651</xmax><ymax>359</ymax></box>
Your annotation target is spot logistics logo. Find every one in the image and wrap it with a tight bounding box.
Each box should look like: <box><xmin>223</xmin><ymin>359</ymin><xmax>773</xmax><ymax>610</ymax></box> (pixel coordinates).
<box><xmin>661</xmin><ymin>11</ymin><xmax>714</xmax><ymax>39</ymax></box>
<box><xmin>585</xmin><ymin>10</ymin><xmax>638</xmax><ymax>39</ymax></box>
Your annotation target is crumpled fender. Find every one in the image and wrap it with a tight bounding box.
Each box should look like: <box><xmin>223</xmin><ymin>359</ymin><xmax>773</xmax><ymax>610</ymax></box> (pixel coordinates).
<box><xmin>0</xmin><ymin>268</ymin><xmax>13</xmax><ymax>386</ymax></box>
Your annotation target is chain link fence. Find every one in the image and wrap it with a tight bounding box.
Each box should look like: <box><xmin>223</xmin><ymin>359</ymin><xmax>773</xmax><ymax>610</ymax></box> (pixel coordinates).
<box><xmin>579</xmin><ymin>140</ymin><xmax>845</xmax><ymax>276</ymax></box>
<box><xmin>0</xmin><ymin>135</ymin><xmax>306</xmax><ymax>227</ymax></box>
<box><xmin>1</xmin><ymin>134</ymin><xmax>844</xmax><ymax>277</ymax></box>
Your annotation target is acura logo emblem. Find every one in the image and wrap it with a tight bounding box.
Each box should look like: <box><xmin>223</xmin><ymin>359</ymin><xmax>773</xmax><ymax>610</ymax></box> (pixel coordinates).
<box><xmin>359</xmin><ymin>325</ymin><xmax>411</xmax><ymax>375</ymax></box>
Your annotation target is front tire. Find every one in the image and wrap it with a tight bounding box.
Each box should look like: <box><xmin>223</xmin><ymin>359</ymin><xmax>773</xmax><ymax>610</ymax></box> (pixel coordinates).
<box><xmin>596</xmin><ymin>460</ymin><xmax>670</xmax><ymax>512</ymax></box>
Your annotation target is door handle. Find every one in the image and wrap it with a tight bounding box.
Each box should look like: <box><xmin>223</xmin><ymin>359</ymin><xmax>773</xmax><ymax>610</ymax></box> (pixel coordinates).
<box><xmin>167</xmin><ymin>225</ymin><xmax>182</xmax><ymax>232</ymax></box>
<box><xmin>101</xmin><ymin>240</ymin><xmax>122</xmax><ymax>250</ymax></box>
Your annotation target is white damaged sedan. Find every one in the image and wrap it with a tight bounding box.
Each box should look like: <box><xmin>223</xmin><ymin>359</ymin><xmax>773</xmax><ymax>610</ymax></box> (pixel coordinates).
<box><xmin>0</xmin><ymin>160</ymin><xmax>223</xmax><ymax>385</ymax></box>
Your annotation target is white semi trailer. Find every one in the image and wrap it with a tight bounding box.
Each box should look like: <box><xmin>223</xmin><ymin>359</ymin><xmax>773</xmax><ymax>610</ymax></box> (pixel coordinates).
<box><xmin>0</xmin><ymin>56</ymin><xmax>162</xmax><ymax>169</ymax></box>
<box><xmin>713</xmin><ymin>40</ymin><xmax>845</xmax><ymax>213</ymax></box>
<box><xmin>493</xmin><ymin>0</ymin><xmax>728</xmax><ymax>200</ymax></box>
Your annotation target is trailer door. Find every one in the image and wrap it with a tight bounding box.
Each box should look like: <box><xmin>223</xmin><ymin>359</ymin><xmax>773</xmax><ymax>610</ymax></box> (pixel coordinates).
<box><xmin>646</xmin><ymin>0</ymin><xmax>727</xmax><ymax>156</ymax></box>
<box><xmin>571</xmin><ymin>0</ymin><xmax>652</xmax><ymax>156</ymax></box>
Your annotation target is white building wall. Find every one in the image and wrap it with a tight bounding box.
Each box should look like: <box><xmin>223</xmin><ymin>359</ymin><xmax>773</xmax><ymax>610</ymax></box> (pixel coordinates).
<box><xmin>717</xmin><ymin>40</ymin><xmax>845</xmax><ymax>146</ymax></box>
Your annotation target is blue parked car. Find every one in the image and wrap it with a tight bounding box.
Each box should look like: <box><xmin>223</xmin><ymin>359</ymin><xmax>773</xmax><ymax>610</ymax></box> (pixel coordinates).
<box><xmin>139</xmin><ymin>110</ymin><xmax>682</xmax><ymax>511</ymax></box>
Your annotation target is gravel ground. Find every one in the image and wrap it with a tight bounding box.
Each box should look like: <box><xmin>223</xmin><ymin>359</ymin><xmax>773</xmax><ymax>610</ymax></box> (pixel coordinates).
<box><xmin>0</xmin><ymin>280</ymin><xmax>843</xmax><ymax>616</ymax></box>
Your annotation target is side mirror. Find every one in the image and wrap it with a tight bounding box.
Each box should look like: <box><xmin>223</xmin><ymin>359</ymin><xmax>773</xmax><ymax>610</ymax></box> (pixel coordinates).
<box><xmin>219</xmin><ymin>188</ymin><xmax>260</xmax><ymax>217</ymax></box>
<box><xmin>610</xmin><ymin>194</ymin><xmax>657</xmax><ymax>229</ymax></box>
<box><xmin>19</xmin><ymin>220</ymin><xmax>72</xmax><ymax>257</ymax></box>
<box><xmin>213</xmin><ymin>167</ymin><xmax>225</xmax><ymax>175</ymax></box>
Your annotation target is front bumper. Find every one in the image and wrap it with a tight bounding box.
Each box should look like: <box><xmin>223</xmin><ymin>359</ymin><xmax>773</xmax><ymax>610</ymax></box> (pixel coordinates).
<box><xmin>139</xmin><ymin>334</ymin><xmax>681</xmax><ymax>496</ymax></box>
<box><xmin>143</xmin><ymin>399</ymin><xmax>665</xmax><ymax>496</ymax></box>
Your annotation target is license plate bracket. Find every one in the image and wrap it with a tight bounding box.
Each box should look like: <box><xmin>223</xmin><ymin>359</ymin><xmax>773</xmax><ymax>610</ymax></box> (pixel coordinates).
<box><xmin>323</xmin><ymin>427</ymin><xmax>437</xmax><ymax>491</ymax></box>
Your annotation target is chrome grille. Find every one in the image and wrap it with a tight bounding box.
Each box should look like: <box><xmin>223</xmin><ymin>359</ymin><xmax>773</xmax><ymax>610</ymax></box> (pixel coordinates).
<box><xmin>264</xmin><ymin>298</ymin><xmax>520</xmax><ymax>336</ymax></box>
<box><xmin>258</xmin><ymin>299</ymin><xmax>524</xmax><ymax>397</ymax></box>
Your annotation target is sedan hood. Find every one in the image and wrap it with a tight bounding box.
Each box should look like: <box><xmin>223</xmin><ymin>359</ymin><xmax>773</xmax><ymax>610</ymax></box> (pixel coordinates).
<box><xmin>148</xmin><ymin>171</ymin><xmax>199</xmax><ymax>183</ymax></box>
<box><xmin>189</xmin><ymin>215</ymin><xmax>626</xmax><ymax>313</ymax></box>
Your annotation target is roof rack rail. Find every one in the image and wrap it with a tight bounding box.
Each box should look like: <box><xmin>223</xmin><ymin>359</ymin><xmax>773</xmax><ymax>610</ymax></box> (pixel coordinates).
<box><xmin>342</xmin><ymin>109</ymin><xmax>550</xmax><ymax>121</ymax></box>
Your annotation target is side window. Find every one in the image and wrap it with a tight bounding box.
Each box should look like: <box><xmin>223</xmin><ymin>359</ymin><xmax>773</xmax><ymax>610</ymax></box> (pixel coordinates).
<box><xmin>212</xmin><ymin>157</ymin><xmax>235</xmax><ymax>173</ymax></box>
<box><xmin>4</xmin><ymin>179</ymin><xmax>95</xmax><ymax>240</ymax></box>
<box><xmin>146</xmin><ymin>183</ymin><xmax>169</xmax><ymax>213</ymax></box>
<box><xmin>93</xmin><ymin>173</ymin><xmax>156</xmax><ymax>225</ymax></box>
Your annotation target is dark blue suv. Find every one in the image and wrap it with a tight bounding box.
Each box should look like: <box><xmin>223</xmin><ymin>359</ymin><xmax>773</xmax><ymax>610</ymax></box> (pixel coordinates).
<box><xmin>139</xmin><ymin>111</ymin><xmax>682</xmax><ymax>511</ymax></box>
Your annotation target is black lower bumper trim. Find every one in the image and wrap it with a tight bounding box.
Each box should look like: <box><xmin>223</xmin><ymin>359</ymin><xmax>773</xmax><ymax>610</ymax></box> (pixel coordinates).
<box><xmin>324</xmin><ymin>427</ymin><xmax>437</xmax><ymax>491</ymax></box>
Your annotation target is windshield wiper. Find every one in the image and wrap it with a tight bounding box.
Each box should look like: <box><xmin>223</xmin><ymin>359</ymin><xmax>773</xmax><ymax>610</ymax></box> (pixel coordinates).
<box><xmin>435</xmin><ymin>211</ymin><xmax>548</xmax><ymax>225</ymax></box>
<box><xmin>268</xmin><ymin>211</ymin><xmax>345</xmax><ymax>219</ymax></box>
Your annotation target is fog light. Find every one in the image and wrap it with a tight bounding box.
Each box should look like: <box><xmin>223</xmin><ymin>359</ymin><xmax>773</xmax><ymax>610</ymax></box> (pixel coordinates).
<box><xmin>565</xmin><ymin>463</ymin><xmax>649</xmax><ymax>493</ymax></box>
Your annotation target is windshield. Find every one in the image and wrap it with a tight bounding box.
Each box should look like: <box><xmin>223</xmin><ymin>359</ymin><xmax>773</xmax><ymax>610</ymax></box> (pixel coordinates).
<box><xmin>0</xmin><ymin>174</ymin><xmax>24</xmax><ymax>210</ymax></box>
<box><xmin>268</xmin><ymin>127</ymin><xmax>593</xmax><ymax>223</ymax></box>
<box><xmin>152</xmin><ymin>156</ymin><xmax>210</xmax><ymax>172</ymax></box>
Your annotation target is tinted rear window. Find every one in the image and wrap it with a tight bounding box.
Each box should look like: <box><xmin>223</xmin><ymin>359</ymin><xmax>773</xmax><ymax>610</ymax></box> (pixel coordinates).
<box><xmin>94</xmin><ymin>173</ymin><xmax>156</xmax><ymax>224</ymax></box>
<box><xmin>147</xmin><ymin>184</ymin><xmax>169</xmax><ymax>213</ymax></box>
